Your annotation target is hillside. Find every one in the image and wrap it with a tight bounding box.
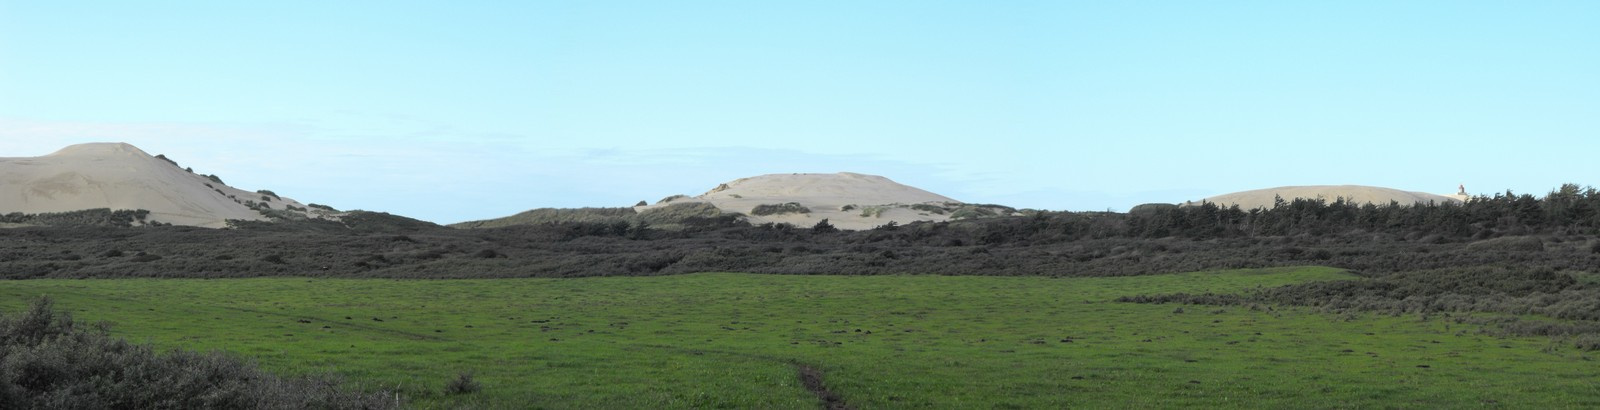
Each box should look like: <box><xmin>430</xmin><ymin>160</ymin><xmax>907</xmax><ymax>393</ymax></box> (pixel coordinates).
<box><xmin>1190</xmin><ymin>185</ymin><xmax>1461</xmax><ymax>210</ymax></box>
<box><xmin>450</xmin><ymin>203</ymin><xmax>728</xmax><ymax>230</ymax></box>
<box><xmin>457</xmin><ymin>172</ymin><xmax>1017</xmax><ymax>231</ymax></box>
<box><xmin>642</xmin><ymin>172</ymin><xmax>1016</xmax><ymax>230</ymax></box>
<box><xmin>0</xmin><ymin>143</ymin><xmax>333</xmax><ymax>228</ymax></box>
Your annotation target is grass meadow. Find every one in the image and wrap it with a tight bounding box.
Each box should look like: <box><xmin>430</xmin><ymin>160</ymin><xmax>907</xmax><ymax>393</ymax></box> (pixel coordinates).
<box><xmin>3</xmin><ymin>267</ymin><xmax>1598</xmax><ymax>408</ymax></box>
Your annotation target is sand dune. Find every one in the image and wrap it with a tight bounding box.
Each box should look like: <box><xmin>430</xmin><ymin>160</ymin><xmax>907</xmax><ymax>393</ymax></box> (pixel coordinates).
<box><xmin>0</xmin><ymin>143</ymin><xmax>322</xmax><ymax>228</ymax></box>
<box><xmin>641</xmin><ymin>172</ymin><xmax>1004</xmax><ymax>230</ymax></box>
<box><xmin>1191</xmin><ymin>185</ymin><xmax>1461</xmax><ymax>210</ymax></box>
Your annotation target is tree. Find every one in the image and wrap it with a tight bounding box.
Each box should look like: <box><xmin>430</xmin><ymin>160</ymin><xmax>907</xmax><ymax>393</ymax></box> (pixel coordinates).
<box><xmin>811</xmin><ymin>218</ymin><xmax>838</xmax><ymax>234</ymax></box>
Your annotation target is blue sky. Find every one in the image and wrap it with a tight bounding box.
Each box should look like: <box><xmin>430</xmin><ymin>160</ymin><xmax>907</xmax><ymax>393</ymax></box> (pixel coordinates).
<box><xmin>2</xmin><ymin>1</ymin><xmax>1596</xmax><ymax>224</ymax></box>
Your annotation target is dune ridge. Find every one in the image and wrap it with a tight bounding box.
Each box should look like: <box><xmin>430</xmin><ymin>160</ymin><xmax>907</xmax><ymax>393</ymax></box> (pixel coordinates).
<box><xmin>0</xmin><ymin>142</ymin><xmax>324</xmax><ymax>228</ymax></box>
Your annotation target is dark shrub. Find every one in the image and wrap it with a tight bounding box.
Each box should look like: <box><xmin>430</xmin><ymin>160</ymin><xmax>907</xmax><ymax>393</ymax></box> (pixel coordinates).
<box><xmin>444</xmin><ymin>372</ymin><xmax>481</xmax><ymax>395</ymax></box>
<box><xmin>811</xmin><ymin>219</ymin><xmax>838</xmax><ymax>234</ymax></box>
<box><xmin>751</xmin><ymin>202</ymin><xmax>810</xmax><ymax>216</ymax></box>
<box><xmin>0</xmin><ymin>297</ymin><xmax>400</xmax><ymax>409</ymax></box>
<box><xmin>910</xmin><ymin>203</ymin><xmax>947</xmax><ymax>215</ymax></box>
<box><xmin>1466</xmin><ymin>236</ymin><xmax>1545</xmax><ymax>252</ymax></box>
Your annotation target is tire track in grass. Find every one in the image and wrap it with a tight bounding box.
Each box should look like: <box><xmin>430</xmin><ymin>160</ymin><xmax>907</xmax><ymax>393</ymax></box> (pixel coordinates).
<box><xmin>637</xmin><ymin>345</ymin><xmax>854</xmax><ymax>410</ymax></box>
<box><xmin>796</xmin><ymin>363</ymin><xmax>850</xmax><ymax>410</ymax></box>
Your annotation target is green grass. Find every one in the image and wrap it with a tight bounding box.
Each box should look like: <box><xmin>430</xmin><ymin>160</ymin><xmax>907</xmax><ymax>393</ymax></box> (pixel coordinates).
<box><xmin>3</xmin><ymin>266</ymin><xmax>1599</xmax><ymax>408</ymax></box>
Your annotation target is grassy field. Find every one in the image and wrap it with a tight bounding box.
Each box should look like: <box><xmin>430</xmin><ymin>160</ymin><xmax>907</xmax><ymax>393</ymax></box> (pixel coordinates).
<box><xmin>3</xmin><ymin>267</ymin><xmax>1599</xmax><ymax>408</ymax></box>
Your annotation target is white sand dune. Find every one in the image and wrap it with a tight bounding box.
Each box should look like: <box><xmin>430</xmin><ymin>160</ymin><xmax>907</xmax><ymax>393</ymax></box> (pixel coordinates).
<box><xmin>0</xmin><ymin>142</ymin><xmax>319</xmax><ymax>228</ymax></box>
<box><xmin>1191</xmin><ymin>185</ymin><xmax>1461</xmax><ymax>210</ymax></box>
<box><xmin>641</xmin><ymin>172</ymin><xmax>991</xmax><ymax>230</ymax></box>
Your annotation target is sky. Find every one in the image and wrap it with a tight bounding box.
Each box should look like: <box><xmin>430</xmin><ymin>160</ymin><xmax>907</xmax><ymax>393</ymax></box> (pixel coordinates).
<box><xmin>1</xmin><ymin>1</ymin><xmax>1596</xmax><ymax>224</ymax></box>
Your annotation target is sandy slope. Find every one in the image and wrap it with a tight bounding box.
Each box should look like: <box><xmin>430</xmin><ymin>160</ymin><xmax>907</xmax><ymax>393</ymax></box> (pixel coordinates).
<box><xmin>1191</xmin><ymin>185</ymin><xmax>1461</xmax><ymax>210</ymax></box>
<box><xmin>0</xmin><ymin>143</ymin><xmax>315</xmax><ymax>228</ymax></box>
<box><xmin>641</xmin><ymin>172</ymin><xmax>968</xmax><ymax>230</ymax></box>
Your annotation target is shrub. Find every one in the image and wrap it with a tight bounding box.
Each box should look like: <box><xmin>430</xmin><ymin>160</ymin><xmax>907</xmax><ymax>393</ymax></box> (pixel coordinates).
<box><xmin>811</xmin><ymin>219</ymin><xmax>838</xmax><ymax>234</ymax></box>
<box><xmin>910</xmin><ymin>203</ymin><xmax>947</xmax><ymax>215</ymax></box>
<box><xmin>308</xmin><ymin>203</ymin><xmax>340</xmax><ymax>212</ymax></box>
<box><xmin>860</xmin><ymin>206</ymin><xmax>887</xmax><ymax>218</ymax></box>
<box><xmin>0</xmin><ymin>297</ymin><xmax>400</xmax><ymax>409</ymax></box>
<box><xmin>444</xmin><ymin>372</ymin><xmax>481</xmax><ymax>395</ymax></box>
<box><xmin>1466</xmin><ymin>236</ymin><xmax>1545</xmax><ymax>252</ymax></box>
<box><xmin>1129</xmin><ymin>203</ymin><xmax>1180</xmax><ymax>215</ymax></box>
<box><xmin>1575</xmin><ymin>334</ymin><xmax>1600</xmax><ymax>351</ymax></box>
<box><xmin>950</xmin><ymin>206</ymin><xmax>999</xmax><ymax>220</ymax></box>
<box><xmin>154</xmin><ymin>154</ymin><xmax>180</xmax><ymax>167</ymax></box>
<box><xmin>751</xmin><ymin>202</ymin><xmax>811</xmax><ymax>216</ymax></box>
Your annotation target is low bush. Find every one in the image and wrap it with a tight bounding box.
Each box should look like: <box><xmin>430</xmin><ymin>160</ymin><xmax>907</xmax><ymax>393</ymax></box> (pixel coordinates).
<box><xmin>0</xmin><ymin>297</ymin><xmax>400</xmax><ymax>409</ymax></box>
<box><xmin>444</xmin><ymin>372</ymin><xmax>481</xmax><ymax>395</ymax></box>
<box><xmin>910</xmin><ymin>203</ymin><xmax>947</xmax><ymax>215</ymax></box>
<box><xmin>751</xmin><ymin>202</ymin><xmax>810</xmax><ymax>216</ymax></box>
<box><xmin>1466</xmin><ymin>236</ymin><xmax>1545</xmax><ymax>252</ymax></box>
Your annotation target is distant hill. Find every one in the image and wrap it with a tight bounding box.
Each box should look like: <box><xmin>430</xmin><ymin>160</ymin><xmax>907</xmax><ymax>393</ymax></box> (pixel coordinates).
<box><xmin>450</xmin><ymin>202</ymin><xmax>728</xmax><ymax>230</ymax></box>
<box><xmin>640</xmin><ymin>172</ymin><xmax>1016</xmax><ymax>230</ymax></box>
<box><xmin>1190</xmin><ymin>185</ymin><xmax>1461</xmax><ymax>210</ymax></box>
<box><xmin>0</xmin><ymin>143</ymin><xmax>337</xmax><ymax>228</ymax></box>
<box><xmin>457</xmin><ymin>172</ymin><xmax>1017</xmax><ymax>231</ymax></box>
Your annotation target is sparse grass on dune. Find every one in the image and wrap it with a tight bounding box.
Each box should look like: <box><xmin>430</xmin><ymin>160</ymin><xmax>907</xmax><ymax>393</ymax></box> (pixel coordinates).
<box><xmin>3</xmin><ymin>267</ymin><xmax>1599</xmax><ymax>408</ymax></box>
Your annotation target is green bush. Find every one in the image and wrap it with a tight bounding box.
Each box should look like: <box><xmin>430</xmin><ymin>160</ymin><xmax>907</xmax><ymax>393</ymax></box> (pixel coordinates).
<box><xmin>0</xmin><ymin>209</ymin><xmax>150</xmax><ymax>228</ymax></box>
<box><xmin>911</xmin><ymin>203</ymin><xmax>947</xmax><ymax>215</ymax></box>
<box><xmin>950</xmin><ymin>206</ymin><xmax>999</xmax><ymax>220</ymax></box>
<box><xmin>445</xmin><ymin>372</ymin><xmax>481</xmax><ymax>395</ymax></box>
<box><xmin>0</xmin><ymin>297</ymin><xmax>400</xmax><ymax>409</ymax></box>
<box><xmin>154</xmin><ymin>154</ymin><xmax>180</xmax><ymax>167</ymax></box>
<box><xmin>859</xmin><ymin>206</ymin><xmax>887</xmax><ymax>218</ymax></box>
<box><xmin>1466</xmin><ymin>236</ymin><xmax>1545</xmax><ymax>252</ymax></box>
<box><xmin>751</xmin><ymin>202</ymin><xmax>810</xmax><ymax>216</ymax></box>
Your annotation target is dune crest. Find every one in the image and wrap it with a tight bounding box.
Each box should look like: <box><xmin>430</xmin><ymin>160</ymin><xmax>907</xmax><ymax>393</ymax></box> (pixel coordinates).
<box><xmin>0</xmin><ymin>142</ymin><xmax>327</xmax><ymax>228</ymax></box>
<box><xmin>644</xmin><ymin>172</ymin><xmax>1010</xmax><ymax>230</ymax></box>
<box><xmin>1191</xmin><ymin>185</ymin><xmax>1461</xmax><ymax>210</ymax></box>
